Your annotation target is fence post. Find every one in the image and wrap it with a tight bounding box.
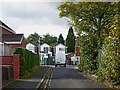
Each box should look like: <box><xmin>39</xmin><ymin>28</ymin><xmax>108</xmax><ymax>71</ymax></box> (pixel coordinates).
<box><xmin>13</xmin><ymin>54</ymin><xmax>20</xmax><ymax>79</ymax></box>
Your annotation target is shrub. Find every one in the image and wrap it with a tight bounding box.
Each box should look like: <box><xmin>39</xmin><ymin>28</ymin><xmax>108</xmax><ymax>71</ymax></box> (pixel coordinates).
<box><xmin>13</xmin><ymin>47</ymin><xmax>39</xmax><ymax>77</ymax></box>
<box><xmin>97</xmin><ymin>15</ymin><xmax>120</xmax><ymax>86</ymax></box>
<box><xmin>79</xmin><ymin>34</ymin><xmax>99</xmax><ymax>73</ymax></box>
<box><xmin>78</xmin><ymin>64</ymin><xmax>82</xmax><ymax>72</ymax></box>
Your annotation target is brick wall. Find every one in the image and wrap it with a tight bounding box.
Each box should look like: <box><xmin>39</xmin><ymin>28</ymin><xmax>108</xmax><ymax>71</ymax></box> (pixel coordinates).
<box><xmin>65</xmin><ymin>48</ymin><xmax>67</xmax><ymax>53</ymax></box>
<box><xmin>75</xmin><ymin>47</ymin><xmax>80</xmax><ymax>56</ymax></box>
<box><xmin>8</xmin><ymin>37</ymin><xmax>26</xmax><ymax>55</ymax></box>
<box><xmin>0</xmin><ymin>55</ymin><xmax>20</xmax><ymax>79</ymax></box>
<box><xmin>0</xmin><ymin>27</ymin><xmax>14</xmax><ymax>34</ymax></box>
<box><xmin>13</xmin><ymin>55</ymin><xmax>20</xmax><ymax>79</ymax></box>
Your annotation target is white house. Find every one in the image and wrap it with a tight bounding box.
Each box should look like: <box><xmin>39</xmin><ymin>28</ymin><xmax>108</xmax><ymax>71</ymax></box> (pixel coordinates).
<box><xmin>39</xmin><ymin>43</ymin><xmax>52</xmax><ymax>60</ymax></box>
<box><xmin>26</xmin><ymin>43</ymin><xmax>35</xmax><ymax>53</ymax></box>
<box><xmin>54</xmin><ymin>43</ymin><xmax>67</xmax><ymax>56</ymax></box>
<box><xmin>54</xmin><ymin>43</ymin><xmax>67</xmax><ymax>66</ymax></box>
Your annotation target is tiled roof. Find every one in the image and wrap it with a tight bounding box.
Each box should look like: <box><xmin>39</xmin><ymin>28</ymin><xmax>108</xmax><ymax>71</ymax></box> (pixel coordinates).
<box><xmin>0</xmin><ymin>34</ymin><xmax>24</xmax><ymax>42</ymax></box>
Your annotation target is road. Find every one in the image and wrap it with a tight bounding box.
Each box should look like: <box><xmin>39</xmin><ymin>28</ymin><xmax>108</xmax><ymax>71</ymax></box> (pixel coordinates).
<box><xmin>40</xmin><ymin>65</ymin><xmax>109</xmax><ymax>89</ymax></box>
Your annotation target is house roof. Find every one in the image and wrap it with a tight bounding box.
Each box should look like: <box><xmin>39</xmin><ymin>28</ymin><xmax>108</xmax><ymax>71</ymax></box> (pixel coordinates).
<box><xmin>26</xmin><ymin>43</ymin><xmax>35</xmax><ymax>47</ymax></box>
<box><xmin>0</xmin><ymin>34</ymin><xmax>24</xmax><ymax>44</ymax></box>
<box><xmin>54</xmin><ymin>43</ymin><xmax>67</xmax><ymax>48</ymax></box>
<box><xmin>0</xmin><ymin>20</ymin><xmax>16</xmax><ymax>34</ymax></box>
<box><xmin>40</xmin><ymin>43</ymin><xmax>51</xmax><ymax>47</ymax></box>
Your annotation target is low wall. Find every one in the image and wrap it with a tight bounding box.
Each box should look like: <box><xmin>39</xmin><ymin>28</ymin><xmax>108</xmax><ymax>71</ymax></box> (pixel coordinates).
<box><xmin>0</xmin><ymin>55</ymin><xmax>20</xmax><ymax>79</ymax></box>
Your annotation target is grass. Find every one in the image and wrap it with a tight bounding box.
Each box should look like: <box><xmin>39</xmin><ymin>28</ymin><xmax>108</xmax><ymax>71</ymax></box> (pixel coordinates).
<box><xmin>24</xmin><ymin>66</ymin><xmax>42</xmax><ymax>79</ymax></box>
<box><xmin>0</xmin><ymin>65</ymin><xmax>12</xmax><ymax>67</ymax></box>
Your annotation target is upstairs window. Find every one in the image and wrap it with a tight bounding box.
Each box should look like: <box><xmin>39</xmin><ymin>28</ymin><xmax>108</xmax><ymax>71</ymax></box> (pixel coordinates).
<box><xmin>59</xmin><ymin>48</ymin><xmax>65</xmax><ymax>51</ymax></box>
<box><xmin>44</xmin><ymin>47</ymin><xmax>48</xmax><ymax>53</ymax></box>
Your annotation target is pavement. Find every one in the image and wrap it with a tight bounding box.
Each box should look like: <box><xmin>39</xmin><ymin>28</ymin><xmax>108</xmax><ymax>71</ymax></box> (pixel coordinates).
<box><xmin>5</xmin><ymin>66</ymin><xmax>49</xmax><ymax>89</ymax></box>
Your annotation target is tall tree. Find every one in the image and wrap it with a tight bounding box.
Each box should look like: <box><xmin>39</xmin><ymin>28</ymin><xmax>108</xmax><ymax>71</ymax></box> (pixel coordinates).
<box><xmin>58</xmin><ymin>2</ymin><xmax>118</xmax><ymax>48</ymax></box>
<box><xmin>66</xmin><ymin>27</ymin><xmax>75</xmax><ymax>53</ymax></box>
<box><xmin>58</xmin><ymin>2</ymin><xmax>119</xmax><ymax>73</ymax></box>
<box><xmin>58</xmin><ymin>34</ymin><xmax>64</xmax><ymax>45</ymax></box>
<box><xmin>26</xmin><ymin>32</ymin><xmax>40</xmax><ymax>46</ymax></box>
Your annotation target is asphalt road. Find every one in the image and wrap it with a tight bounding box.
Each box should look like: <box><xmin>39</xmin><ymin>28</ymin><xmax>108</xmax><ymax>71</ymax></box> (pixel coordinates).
<box><xmin>41</xmin><ymin>65</ymin><xmax>109</xmax><ymax>89</ymax></box>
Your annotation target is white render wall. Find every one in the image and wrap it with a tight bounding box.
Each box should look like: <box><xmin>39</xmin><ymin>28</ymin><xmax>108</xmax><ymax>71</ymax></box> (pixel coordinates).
<box><xmin>40</xmin><ymin>43</ymin><xmax>50</xmax><ymax>52</ymax></box>
<box><xmin>55</xmin><ymin>43</ymin><xmax>66</xmax><ymax>55</ymax></box>
<box><xmin>26</xmin><ymin>43</ymin><xmax>35</xmax><ymax>53</ymax></box>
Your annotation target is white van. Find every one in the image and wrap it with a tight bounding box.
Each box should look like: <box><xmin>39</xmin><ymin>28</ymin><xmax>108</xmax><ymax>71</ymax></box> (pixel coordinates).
<box><xmin>55</xmin><ymin>52</ymin><xmax>66</xmax><ymax>67</ymax></box>
<box><xmin>54</xmin><ymin>43</ymin><xmax>67</xmax><ymax>67</ymax></box>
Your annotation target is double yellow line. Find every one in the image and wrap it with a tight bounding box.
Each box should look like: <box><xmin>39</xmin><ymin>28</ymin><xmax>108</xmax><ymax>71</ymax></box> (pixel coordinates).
<box><xmin>44</xmin><ymin>72</ymin><xmax>53</xmax><ymax>88</ymax></box>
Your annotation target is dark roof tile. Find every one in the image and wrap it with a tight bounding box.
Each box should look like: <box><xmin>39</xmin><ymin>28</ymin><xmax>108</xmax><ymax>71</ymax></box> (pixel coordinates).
<box><xmin>0</xmin><ymin>34</ymin><xmax>24</xmax><ymax>42</ymax></box>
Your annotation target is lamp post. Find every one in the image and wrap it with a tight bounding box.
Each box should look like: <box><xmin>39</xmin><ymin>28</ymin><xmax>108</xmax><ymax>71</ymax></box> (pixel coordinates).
<box><xmin>38</xmin><ymin>36</ymin><xmax>41</xmax><ymax>66</ymax></box>
<box><xmin>38</xmin><ymin>35</ymin><xmax>43</xmax><ymax>66</ymax></box>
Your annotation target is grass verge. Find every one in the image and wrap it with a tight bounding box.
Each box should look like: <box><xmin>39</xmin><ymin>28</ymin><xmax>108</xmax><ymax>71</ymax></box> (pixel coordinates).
<box><xmin>23</xmin><ymin>66</ymin><xmax>42</xmax><ymax>79</ymax></box>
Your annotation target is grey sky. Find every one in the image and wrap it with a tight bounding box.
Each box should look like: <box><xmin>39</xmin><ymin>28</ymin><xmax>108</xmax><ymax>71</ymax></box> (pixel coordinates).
<box><xmin>0</xmin><ymin>2</ymin><xmax>71</xmax><ymax>39</ymax></box>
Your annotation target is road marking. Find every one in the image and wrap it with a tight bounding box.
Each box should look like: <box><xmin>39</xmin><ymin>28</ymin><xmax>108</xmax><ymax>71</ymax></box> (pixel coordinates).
<box><xmin>48</xmin><ymin>73</ymin><xmax>53</xmax><ymax>87</ymax></box>
<box><xmin>36</xmin><ymin>67</ymin><xmax>51</xmax><ymax>88</ymax></box>
<box><xmin>44</xmin><ymin>72</ymin><xmax>51</xmax><ymax>88</ymax></box>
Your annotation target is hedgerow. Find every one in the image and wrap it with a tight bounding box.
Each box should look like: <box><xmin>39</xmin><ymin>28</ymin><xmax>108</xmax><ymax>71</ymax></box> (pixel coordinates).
<box><xmin>79</xmin><ymin>34</ymin><xmax>99</xmax><ymax>74</ymax></box>
<box><xmin>13</xmin><ymin>47</ymin><xmax>39</xmax><ymax>77</ymax></box>
<box><xmin>97</xmin><ymin>15</ymin><xmax>120</xmax><ymax>86</ymax></box>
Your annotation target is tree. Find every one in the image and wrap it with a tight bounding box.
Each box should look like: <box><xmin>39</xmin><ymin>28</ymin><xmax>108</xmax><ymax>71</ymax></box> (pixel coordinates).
<box><xmin>66</xmin><ymin>27</ymin><xmax>75</xmax><ymax>53</ymax></box>
<box><xmin>26</xmin><ymin>32</ymin><xmax>40</xmax><ymax>46</ymax></box>
<box><xmin>42</xmin><ymin>33</ymin><xmax>57</xmax><ymax>46</ymax></box>
<box><xmin>58</xmin><ymin>2</ymin><xmax>119</xmax><ymax>73</ymax></box>
<box><xmin>58</xmin><ymin>34</ymin><xmax>64</xmax><ymax>45</ymax></box>
<box><xmin>58</xmin><ymin>2</ymin><xmax>118</xmax><ymax>47</ymax></box>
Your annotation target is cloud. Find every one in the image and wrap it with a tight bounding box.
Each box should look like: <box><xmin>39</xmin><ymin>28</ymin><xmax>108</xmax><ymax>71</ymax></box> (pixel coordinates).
<box><xmin>17</xmin><ymin>24</ymin><xmax>69</xmax><ymax>39</ymax></box>
<box><xmin>0</xmin><ymin>2</ymin><xmax>70</xmax><ymax>39</ymax></box>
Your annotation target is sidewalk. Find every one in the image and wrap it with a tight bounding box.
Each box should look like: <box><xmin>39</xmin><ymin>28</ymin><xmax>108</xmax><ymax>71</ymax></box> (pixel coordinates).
<box><xmin>5</xmin><ymin>66</ymin><xmax>49</xmax><ymax>89</ymax></box>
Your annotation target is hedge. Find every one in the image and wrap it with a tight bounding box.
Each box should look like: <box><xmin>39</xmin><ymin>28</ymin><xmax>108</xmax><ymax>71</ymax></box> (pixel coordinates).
<box><xmin>79</xmin><ymin>34</ymin><xmax>99</xmax><ymax>74</ymax></box>
<box><xmin>13</xmin><ymin>47</ymin><xmax>39</xmax><ymax>77</ymax></box>
<box><xmin>97</xmin><ymin>15</ymin><xmax>120</xmax><ymax>86</ymax></box>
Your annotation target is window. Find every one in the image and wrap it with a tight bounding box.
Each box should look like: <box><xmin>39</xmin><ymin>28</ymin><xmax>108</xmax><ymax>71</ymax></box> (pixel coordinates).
<box><xmin>44</xmin><ymin>47</ymin><xmax>48</xmax><ymax>53</ymax></box>
<box><xmin>59</xmin><ymin>48</ymin><xmax>65</xmax><ymax>51</ymax></box>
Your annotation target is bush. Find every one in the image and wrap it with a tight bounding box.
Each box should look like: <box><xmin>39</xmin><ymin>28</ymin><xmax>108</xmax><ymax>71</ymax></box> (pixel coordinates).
<box><xmin>79</xmin><ymin>34</ymin><xmax>99</xmax><ymax>73</ymax></box>
<box><xmin>97</xmin><ymin>15</ymin><xmax>120</xmax><ymax>86</ymax></box>
<box><xmin>13</xmin><ymin>47</ymin><xmax>39</xmax><ymax>77</ymax></box>
<box><xmin>78</xmin><ymin>64</ymin><xmax>82</xmax><ymax>72</ymax></box>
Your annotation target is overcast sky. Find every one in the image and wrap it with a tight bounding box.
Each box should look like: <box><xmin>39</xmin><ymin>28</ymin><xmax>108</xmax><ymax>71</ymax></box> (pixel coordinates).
<box><xmin>0</xmin><ymin>1</ymin><xmax>72</xmax><ymax>39</ymax></box>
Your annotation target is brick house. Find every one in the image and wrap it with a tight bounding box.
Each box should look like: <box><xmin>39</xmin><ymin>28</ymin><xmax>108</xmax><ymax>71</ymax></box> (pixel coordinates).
<box><xmin>75</xmin><ymin>37</ymin><xmax>80</xmax><ymax>64</ymax></box>
<box><xmin>0</xmin><ymin>20</ymin><xmax>26</xmax><ymax>56</ymax></box>
<box><xmin>0</xmin><ymin>20</ymin><xmax>25</xmax><ymax>80</ymax></box>
<box><xmin>0</xmin><ymin>20</ymin><xmax>15</xmax><ymax>34</ymax></box>
<box><xmin>0</xmin><ymin>34</ymin><xmax>25</xmax><ymax>56</ymax></box>
<box><xmin>75</xmin><ymin>37</ymin><xmax>80</xmax><ymax>56</ymax></box>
